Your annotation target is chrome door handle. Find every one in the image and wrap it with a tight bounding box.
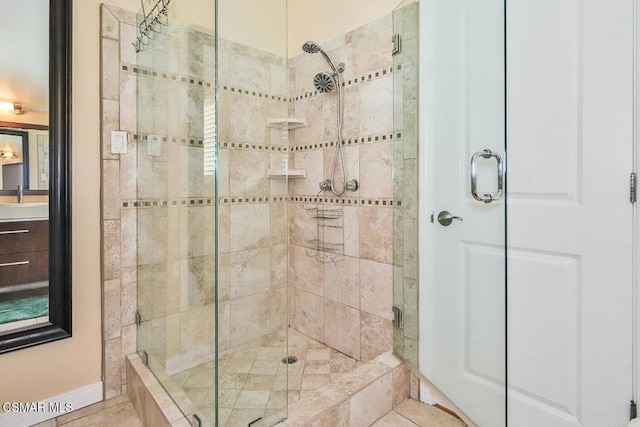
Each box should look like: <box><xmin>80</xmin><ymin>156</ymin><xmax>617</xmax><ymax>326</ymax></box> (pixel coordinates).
<box><xmin>470</xmin><ymin>149</ymin><xmax>504</xmax><ymax>203</ymax></box>
<box><xmin>437</xmin><ymin>211</ymin><xmax>463</xmax><ymax>226</ymax></box>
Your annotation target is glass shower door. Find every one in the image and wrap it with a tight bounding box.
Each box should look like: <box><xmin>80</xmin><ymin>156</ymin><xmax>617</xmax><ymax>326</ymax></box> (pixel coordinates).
<box><xmin>420</xmin><ymin>0</ymin><xmax>507</xmax><ymax>426</ymax></box>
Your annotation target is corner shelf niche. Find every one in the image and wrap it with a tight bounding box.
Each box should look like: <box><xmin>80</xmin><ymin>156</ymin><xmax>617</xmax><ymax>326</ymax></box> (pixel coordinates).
<box><xmin>266</xmin><ymin>118</ymin><xmax>307</xmax><ymax>130</ymax></box>
<box><xmin>266</xmin><ymin>117</ymin><xmax>307</xmax><ymax>179</ymax></box>
<box><xmin>266</xmin><ymin>168</ymin><xmax>307</xmax><ymax>179</ymax></box>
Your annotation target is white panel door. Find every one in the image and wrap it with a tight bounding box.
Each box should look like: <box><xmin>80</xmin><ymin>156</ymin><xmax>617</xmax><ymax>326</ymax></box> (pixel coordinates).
<box><xmin>420</xmin><ymin>0</ymin><xmax>634</xmax><ymax>426</ymax></box>
<box><xmin>507</xmin><ymin>0</ymin><xmax>633</xmax><ymax>426</ymax></box>
<box><xmin>421</xmin><ymin>0</ymin><xmax>507</xmax><ymax>426</ymax></box>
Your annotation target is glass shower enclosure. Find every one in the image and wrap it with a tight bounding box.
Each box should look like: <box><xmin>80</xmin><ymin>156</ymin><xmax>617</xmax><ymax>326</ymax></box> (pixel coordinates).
<box><xmin>135</xmin><ymin>0</ymin><xmax>288</xmax><ymax>425</ymax></box>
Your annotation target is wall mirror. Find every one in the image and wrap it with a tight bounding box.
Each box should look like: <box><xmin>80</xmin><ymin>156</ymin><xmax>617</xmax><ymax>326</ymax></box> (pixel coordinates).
<box><xmin>0</xmin><ymin>0</ymin><xmax>71</xmax><ymax>353</ymax></box>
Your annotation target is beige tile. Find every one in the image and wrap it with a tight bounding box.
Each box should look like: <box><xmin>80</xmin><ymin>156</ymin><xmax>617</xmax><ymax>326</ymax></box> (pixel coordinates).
<box><xmin>244</xmin><ymin>374</ymin><xmax>276</xmax><ymax>391</ymax></box>
<box><xmin>289</xmin><ymin>204</ymin><xmax>317</xmax><ymax>248</ymax></box>
<box><xmin>229</xmin><ymin>292</ymin><xmax>270</xmax><ymax>347</ymax></box>
<box><xmin>349</xmin><ymin>372</ymin><xmax>393</xmax><ymax>427</ymax></box>
<box><xmin>100</xmin><ymin>5</ymin><xmax>119</xmax><ymax>40</ymax></box>
<box><xmin>324</xmin><ymin>301</ymin><xmax>361</xmax><ymax>359</ymax></box>
<box><xmin>230</xmin><ymin>203</ymin><xmax>271</xmax><ymax>251</ymax></box>
<box><xmin>58</xmin><ymin>397</ymin><xmax>141</xmax><ymax>427</ymax></box>
<box><xmin>308</xmin><ymin>399</ymin><xmax>350</xmax><ymax>427</ymax></box>
<box><xmin>293</xmin><ymin>289</ymin><xmax>325</xmax><ymax>342</ymax></box>
<box><xmin>119</xmin><ymin>72</ymin><xmax>138</xmax><ymax>134</ymax></box>
<box><xmin>372</xmin><ymin>410</ymin><xmax>419</xmax><ymax>427</ymax></box>
<box><xmin>32</xmin><ymin>419</ymin><xmax>57</xmax><ymax>427</ymax></box>
<box><xmin>392</xmin><ymin>365</ymin><xmax>411</xmax><ymax>407</ymax></box>
<box><xmin>105</xmin><ymin>338</ymin><xmax>123</xmax><ymax>399</ymax></box>
<box><xmin>101</xmin><ymin>99</ymin><xmax>120</xmax><ymax>161</ymax></box>
<box><xmin>343</xmin><ymin>206</ymin><xmax>360</xmax><ymax>258</ymax></box>
<box><xmin>290</xmin><ymin>244</ymin><xmax>324</xmax><ymax>297</ymax></box>
<box><xmin>102</xmin><ymin>219</ymin><xmax>121</xmax><ymax>281</ymax></box>
<box><xmin>103</xmin><ymin>278</ymin><xmax>122</xmax><ymax>340</ymax></box>
<box><xmin>358</xmin><ymin>77</ymin><xmax>393</xmax><ymax>137</ymax></box>
<box><xmin>229</xmin><ymin>149</ymin><xmax>270</xmax><ymax>195</ymax></box>
<box><xmin>361</xmin><ymin>312</ymin><xmax>393</xmax><ymax>361</ymax></box>
<box><xmin>394</xmin><ymin>399</ymin><xmax>467</xmax><ymax>427</ymax></box>
<box><xmin>301</xmin><ymin>374</ymin><xmax>331</xmax><ymax>390</ymax></box>
<box><xmin>235</xmin><ymin>390</ymin><xmax>271</xmax><ymax>409</ymax></box>
<box><xmin>306</xmin><ymin>347</ymin><xmax>331</xmax><ymax>361</ymax></box>
<box><xmin>360</xmin><ymin>207</ymin><xmax>393</xmax><ymax>264</ymax></box>
<box><xmin>120</xmin><ymin>266</ymin><xmax>137</xmax><ymax>325</ymax></box>
<box><xmin>271</xmin><ymin>287</ymin><xmax>289</xmax><ymax>332</ymax></box>
<box><xmin>360</xmin><ymin>259</ymin><xmax>394</xmax><ymax>320</ymax></box>
<box><xmin>101</xmin><ymin>38</ymin><xmax>120</xmax><ymax>100</ymax></box>
<box><xmin>102</xmin><ymin>160</ymin><xmax>120</xmax><ymax>220</ymax></box>
<box><xmin>324</xmin><ymin>256</ymin><xmax>360</xmax><ymax>309</ymax></box>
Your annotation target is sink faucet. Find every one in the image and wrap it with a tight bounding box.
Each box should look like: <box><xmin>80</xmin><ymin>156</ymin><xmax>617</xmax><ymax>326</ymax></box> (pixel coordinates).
<box><xmin>17</xmin><ymin>184</ymin><xmax>23</xmax><ymax>204</ymax></box>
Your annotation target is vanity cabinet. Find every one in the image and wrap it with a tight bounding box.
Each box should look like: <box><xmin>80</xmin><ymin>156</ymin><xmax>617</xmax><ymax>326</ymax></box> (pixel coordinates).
<box><xmin>0</xmin><ymin>220</ymin><xmax>49</xmax><ymax>288</ymax></box>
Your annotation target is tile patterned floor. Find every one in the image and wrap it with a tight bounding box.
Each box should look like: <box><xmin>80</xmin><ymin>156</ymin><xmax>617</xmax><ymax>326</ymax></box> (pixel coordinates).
<box><xmin>373</xmin><ymin>398</ymin><xmax>467</xmax><ymax>427</ymax></box>
<box><xmin>32</xmin><ymin>395</ymin><xmax>142</xmax><ymax>427</ymax></box>
<box><xmin>33</xmin><ymin>388</ymin><xmax>465</xmax><ymax>427</ymax></box>
<box><xmin>158</xmin><ymin>328</ymin><xmax>362</xmax><ymax>426</ymax></box>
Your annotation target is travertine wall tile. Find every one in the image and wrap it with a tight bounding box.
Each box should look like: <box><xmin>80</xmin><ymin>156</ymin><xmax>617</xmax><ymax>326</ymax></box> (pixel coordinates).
<box><xmin>349</xmin><ymin>372</ymin><xmax>393</xmax><ymax>427</ymax></box>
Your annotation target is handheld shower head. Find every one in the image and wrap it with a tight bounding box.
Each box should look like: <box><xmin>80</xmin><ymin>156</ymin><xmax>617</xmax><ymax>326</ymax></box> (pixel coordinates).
<box><xmin>301</xmin><ymin>41</ymin><xmax>345</xmax><ymax>75</ymax></box>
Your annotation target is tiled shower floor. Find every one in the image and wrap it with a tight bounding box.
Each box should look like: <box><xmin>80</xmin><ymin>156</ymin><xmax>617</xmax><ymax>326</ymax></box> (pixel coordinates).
<box><xmin>163</xmin><ymin>328</ymin><xmax>362</xmax><ymax>426</ymax></box>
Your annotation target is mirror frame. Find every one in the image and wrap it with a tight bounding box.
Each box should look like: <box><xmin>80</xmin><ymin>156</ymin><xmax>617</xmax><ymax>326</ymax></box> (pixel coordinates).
<box><xmin>0</xmin><ymin>129</ymin><xmax>29</xmax><ymax>189</ymax></box>
<box><xmin>0</xmin><ymin>0</ymin><xmax>72</xmax><ymax>353</ymax></box>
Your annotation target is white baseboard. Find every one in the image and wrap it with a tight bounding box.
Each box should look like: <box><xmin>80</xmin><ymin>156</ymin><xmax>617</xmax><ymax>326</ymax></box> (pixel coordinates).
<box><xmin>0</xmin><ymin>381</ymin><xmax>103</xmax><ymax>427</ymax></box>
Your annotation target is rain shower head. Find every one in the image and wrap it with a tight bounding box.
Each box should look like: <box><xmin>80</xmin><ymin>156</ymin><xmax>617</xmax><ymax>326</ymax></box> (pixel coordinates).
<box><xmin>313</xmin><ymin>72</ymin><xmax>335</xmax><ymax>93</ymax></box>
<box><xmin>301</xmin><ymin>41</ymin><xmax>345</xmax><ymax>75</ymax></box>
<box><xmin>302</xmin><ymin>41</ymin><xmax>321</xmax><ymax>54</ymax></box>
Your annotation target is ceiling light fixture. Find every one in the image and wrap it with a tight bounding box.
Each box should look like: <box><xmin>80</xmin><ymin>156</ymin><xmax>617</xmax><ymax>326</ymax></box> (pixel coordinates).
<box><xmin>0</xmin><ymin>151</ymin><xmax>18</xmax><ymax>160</ymax></box>
<box><xmin>0</xmin><ymin>101</ymin><xmax>25</xmax><ymax>115</ymax></box>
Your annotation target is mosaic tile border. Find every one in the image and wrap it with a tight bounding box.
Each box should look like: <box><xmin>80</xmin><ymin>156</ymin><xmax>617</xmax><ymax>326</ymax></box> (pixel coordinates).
<box><xmin>122</xmin><ymin>62</ymin><xmax>213</xmax><ymax>89</ymax></box>
<box><xmin>291</xmin><ymin>131</ymin><xmax>401</xmax><ymax>152</ymax></box>
<box><xmin>122</xmin><ymin>61</ymin><xmax>401</xmax><ymax>107</ymax></box>
<box><xmin>290</xmin><ymin>195</ymin><xmax>400</xmax><ymax>208</ymax></box>
<box><xmin>133</xmin><ymin>133</ymin><xmax>205</xmax><ymax>147</ymax></box>
<box><xmin>121</xmin><ymin>195</ymin><xmax>400</xmax><ymax>209</ymax></box>
<box><xmin>291</xmin><ymin>64</ymin><xmax>402</xmax><ymax>102</ymax></box>
<box><xmin>121</xmin><ymin>197</ymin><xmax>215</xmax><ymax>209</ymax></box>
<box><xmin>219</xmin><ymin>141</ymin><xmax>288</xmax><ymax>152</ymax></box>
<box><xmin>121</xmin><ymin>62</ymin><xmax>290</xmax><ymax>103</ymax></box>
<box><xmin>222</xmin><ymin>84</ymin><xmax>289</xmax><ymax>103</ymax></box>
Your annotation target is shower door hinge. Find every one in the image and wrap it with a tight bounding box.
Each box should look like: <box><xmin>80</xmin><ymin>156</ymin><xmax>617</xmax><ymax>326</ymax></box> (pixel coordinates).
<box><xmin>141</xmin><ymin>351</ymin><xmax>149</xmax><ymax>367</ymax></box>
<box><xmin>393</xmin><ymin>306</ymin><xmax>404</xmax><ymax>329</ymax></box>
<box><xmin>135</xmin><ymin>311</ymin><xmax>141</xmax><ymax>326</ymax></box>
<box><xmin>631</xmin><ymin>400</ymin><xmax>637</xmax><ymax>420</ymax></box>
<box><xmin>631</xmin><ymin>173</ymin><xmax>637</xmax><ymax>204</ymax></box>
<box><xmin>392</xmin><ymin>34</ymin><xmax>402</xmax><ymax>55</ymax></box>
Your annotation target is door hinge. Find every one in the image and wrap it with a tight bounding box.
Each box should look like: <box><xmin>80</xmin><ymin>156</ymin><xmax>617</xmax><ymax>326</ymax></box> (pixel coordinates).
<box><xmin>631</xmin><ymin>400</ymin><xmax>637</xmax><ymax>420</ymax></box>
<box><xmin>392</xmin><ymin>34</ymin><xmax>401</xmax><ymax>55</ymax></box>
<box><xmin>141</xmin><ymin>350</ymin><xmax>149</xmax><ymax>367</ymax></box>
<box><xmin>393</xmin><ymin>306</ymin><xmax>404</xmax><ymax>329</ymax></box>
<box><xmin>135</xmin><ymin>311</ymin><xmax>141</xmax><ymax>326</ymax></box>
<box><xmin>631</xmin><ymin>173</ymin><xmax>637</xmax><ymax>204</ymax></box>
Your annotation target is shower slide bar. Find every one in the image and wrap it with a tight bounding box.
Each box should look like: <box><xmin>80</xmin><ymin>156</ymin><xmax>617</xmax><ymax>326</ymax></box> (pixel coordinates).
<box><xmin>470</xmin><ymin>149</ymin><xmax>504</xmax><ymax>204</ymax></box>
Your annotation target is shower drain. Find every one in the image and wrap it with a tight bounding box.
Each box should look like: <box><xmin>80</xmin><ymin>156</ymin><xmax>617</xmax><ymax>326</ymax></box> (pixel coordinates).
<box><xmin>282</xmin><ymin>355</ymin><xmax>298</xmax><ymax>364</ymax></box>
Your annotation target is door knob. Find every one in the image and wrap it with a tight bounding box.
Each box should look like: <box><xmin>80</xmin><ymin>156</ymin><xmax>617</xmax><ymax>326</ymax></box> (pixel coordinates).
<box><xmin>437</xmin><ymin>211</ymin><xmax>463</xmax><ymax>226</ymax></box>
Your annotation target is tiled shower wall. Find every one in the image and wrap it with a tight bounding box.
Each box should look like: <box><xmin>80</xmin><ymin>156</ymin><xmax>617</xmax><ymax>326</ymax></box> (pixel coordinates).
<box><xmin>101</xmin><ymin>2</ymin><xmax>406</xmax><ymax>400</ymax></box>
<box><xmin>100</xmin><ymin>4</ymin><xmax>290</xmax><ymax>398</ymax></box>
<box><xmin>287</xmin><ymin>15</ymin><xmax>397</xmax><ymax>362</ymax></box>
<box><xmin>216</xmin><ymin>38</ymin><xmax>290</xmax><ymax>351</ymax></box>
<box><xmin>100</xmin><ymin>5</ymin><xmax>139</xmax><ymax>399</ymax></box>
